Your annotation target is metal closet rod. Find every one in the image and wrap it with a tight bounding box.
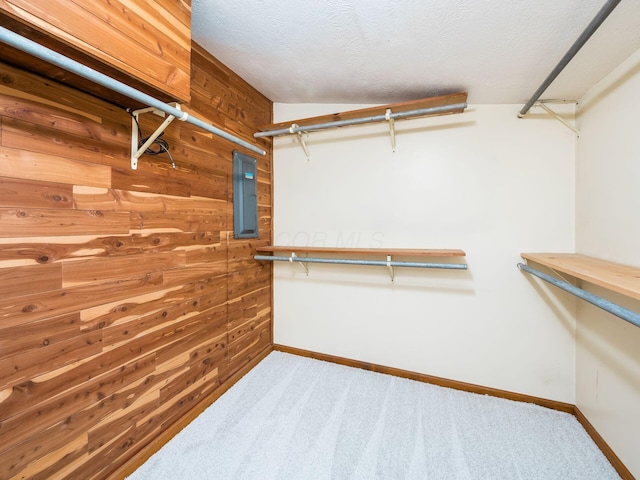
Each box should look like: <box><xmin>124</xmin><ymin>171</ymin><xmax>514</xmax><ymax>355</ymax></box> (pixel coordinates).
<box><xmin>255</xmin><ymin>255</ymin><xmax>468</xmax><ymax>270</ymax></box>
<box><xmin>254</xmin><ymin>103</ymin><xmax>468</xmax><ymax>138</ymax></box>
<box><xmin>518</xmin><ymin>263</ymin><xmax>640</xmax><ymax>329</ymax></box>
<box><xmin>0</xmin><ymin>26</ymin><xmax>266</xmax><ymax>156</ymax></box>
<box><xmin>518</xmin><ymin>0</ymin><xmax>622</xmax><ymax>117</ymax></box>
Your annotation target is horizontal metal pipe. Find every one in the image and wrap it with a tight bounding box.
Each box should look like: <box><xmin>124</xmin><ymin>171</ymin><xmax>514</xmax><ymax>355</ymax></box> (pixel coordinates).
<box><xmin>518</xmin><ymin>0</ymin><xmax>622</xmax><ymax>117</ymax></box>
<box><xmin>254</xmin><ymin>103</ymin><xmax>468</xmax><ymax>138</ymax></box>
<box><xmin>255</xmin><ymin>255</ymin><xmax>468</xmax><ymax>270</ymax></box>
<box><xmin>518</xmin><ymin>263</ymin><xmax>640</xmax><ymax>329</ymax></box>
<box><xmin>0</xmin><ymin>26</ymin><xmax>266</xmax><ymax>156</ymax></box>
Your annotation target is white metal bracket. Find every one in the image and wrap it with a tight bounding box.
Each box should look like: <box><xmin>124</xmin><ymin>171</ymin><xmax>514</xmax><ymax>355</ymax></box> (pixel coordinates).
<box><xmin>290</xmin><ymin>124</ymin><xmax>310</xmax><ymax>160</ymax></box>
<box><xmin>534</xmin><ymin>102</ymin><xmax>579</xmax><ymax>136</ymax></box>
<box><xmin>130</xmin><ymin>103</ymin><xmax>181</xmax><ymax>170</ymax></box>
<box><xmin>386</xmin><ymin>109</ymin><xmax>396</xmax><ymax>152</ymax></box>
<box><xmin>387</xmin><ymin>255</ymin><xmax>395</xmax><ymax>281</ymax></box>
<box><xmin>290</xmin><ymin>252</ymin><xmax>309</xmax><ymax>275</ymax></box>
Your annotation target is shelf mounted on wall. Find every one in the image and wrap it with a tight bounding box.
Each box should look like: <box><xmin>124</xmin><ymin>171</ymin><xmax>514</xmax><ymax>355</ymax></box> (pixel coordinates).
<box><xmin>254</xmin><ymin>93</ymin><xmax>468</xmax><ymax>160</ymax></box>
<box><xmin>255</xmin><ymin>246</ymin><xmax>468</xmax><ymax>282</ymax></box>
<box><xmin>518</xmin><ymin>253</ymin><xmax>640</xmax><ymax>329</ymax></box>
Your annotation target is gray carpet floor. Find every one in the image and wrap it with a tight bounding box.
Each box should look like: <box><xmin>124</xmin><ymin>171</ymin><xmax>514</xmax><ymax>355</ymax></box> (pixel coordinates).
<box><xmin>128</xmin><ymin>351</ymin><xmax>619</xmax><ymax>480</ymax></box>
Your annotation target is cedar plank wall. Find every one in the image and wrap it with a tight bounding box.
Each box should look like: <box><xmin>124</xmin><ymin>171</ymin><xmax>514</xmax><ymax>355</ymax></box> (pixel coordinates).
<box><xmin>0</xmin><ymin>0</ymin><xmax>191</xmax><ymax>104</ymax></box>
<box><xmin>0</xmin><ymin>42</ymin><xmax>273</xmax><ymax>479</ymax></box>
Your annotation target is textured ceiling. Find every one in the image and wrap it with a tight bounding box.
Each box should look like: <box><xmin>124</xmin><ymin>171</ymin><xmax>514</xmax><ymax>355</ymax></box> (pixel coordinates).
<box><xmin>191</xmin><ymin>0</ymin><xmax>640</xmax><ymax>105</ymax></box>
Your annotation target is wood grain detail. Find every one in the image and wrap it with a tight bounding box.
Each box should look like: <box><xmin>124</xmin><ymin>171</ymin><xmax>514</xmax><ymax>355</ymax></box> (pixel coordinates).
<box><xmin>0</xmin><ymin>262</ymin><xmax>61</xmax><ymax>297</ymax></box>
<box><xmin>0</xmin><ymin>176</ymin><xmax>74</xmax><ymax>209</ymax></box>
<box><xmin>0</xmin><ymin>0</ymin><xmax>192</xmax><ymax>103</ymax></box>
<box><xmin>0</xmin><ymin>40</ymin><xmax>273</xmax><ymax>479</ymax></box>
<box><xmin>108</xmin><ymin>344</ymin><xmax>272</xmax><ymax>480</ymax></box>
<box><xmin>0</xmin><ymin>207</ymin><xmax>130</xmax><ymax>237</ymax></box>
<box><xmin>0</xmin><ymin>145</ymin><xmax>112</xmax><ymax>187</ymax></box>
<box><xmin>521</xmin><ymin>253</ymin><xmax>640</xmax><ymax>301</ymax></box>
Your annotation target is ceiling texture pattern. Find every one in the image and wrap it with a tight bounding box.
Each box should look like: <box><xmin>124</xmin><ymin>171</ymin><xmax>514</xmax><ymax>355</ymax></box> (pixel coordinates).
<box><xmin>191</xmin><ymin>0</ymin><xmax>640</xmax><ymax>105</ymax></box>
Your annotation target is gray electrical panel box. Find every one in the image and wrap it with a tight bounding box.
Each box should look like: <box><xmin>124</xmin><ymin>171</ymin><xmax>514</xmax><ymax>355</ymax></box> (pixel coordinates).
<box><xmin>232</xmin><ymin>150</ymin><xmax>259</xmax><ymax>239</ymax></box>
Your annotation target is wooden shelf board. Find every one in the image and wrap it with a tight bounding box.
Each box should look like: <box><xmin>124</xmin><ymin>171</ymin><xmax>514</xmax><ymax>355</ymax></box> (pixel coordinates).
<box><xmin>257</xmin><ymin>92</ymin><xmax>468</xmax><ymax>132</ymax></box>
<box><xmin>257</xmin><ymin>246</ymin><xmax>466</xmax><ymax>257</ymax></box>
<box><xmin>521</xmin><ymin>253</ymin><xmax>640</xmax><ymax>301</ymax></box>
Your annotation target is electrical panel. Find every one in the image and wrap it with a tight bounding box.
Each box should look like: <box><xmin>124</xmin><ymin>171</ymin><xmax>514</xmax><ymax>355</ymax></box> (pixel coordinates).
<box><xmin>232</xmin><ymin>150</ymin><xmax>259</xmax><ymax>239</ymax></box>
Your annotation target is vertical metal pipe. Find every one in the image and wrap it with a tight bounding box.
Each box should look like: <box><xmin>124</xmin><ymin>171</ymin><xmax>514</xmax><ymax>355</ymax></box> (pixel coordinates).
<box><xmin>0</xmin><ymin>26</ymin><xmax>266</xmax><ymax>156</ymax></box>
<box><xmin>518</xmin><ymin>0</ymin><xmax>622</xmax><ymax>117</ymax></box>
<box><xmin>518</xmin><ymin>263</ymin><xmax>640</xmax><ymax>329</ymax></box>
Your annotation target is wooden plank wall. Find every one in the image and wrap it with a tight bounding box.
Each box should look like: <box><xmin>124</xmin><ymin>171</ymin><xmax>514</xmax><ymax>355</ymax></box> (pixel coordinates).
<box><xmin>0</xmin><ymin>42</ymin><xmax>272</xmax><ymax>479</ymax></box>
<box><xmin>0</xmin><ymin>0</ymin><xmax>192</xmax><ymax>103</ymax></box>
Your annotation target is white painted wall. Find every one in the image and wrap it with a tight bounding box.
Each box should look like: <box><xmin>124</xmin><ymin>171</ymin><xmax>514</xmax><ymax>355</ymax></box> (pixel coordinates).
<box><xmin>273</xmin><ymin>103</ymin><xmax>577</xmax><ymax>402</ymax></box>
<box><xmin>575</xmin><ymin>47</ymin><xmax>640</xmax><ymax>477</ymax></box>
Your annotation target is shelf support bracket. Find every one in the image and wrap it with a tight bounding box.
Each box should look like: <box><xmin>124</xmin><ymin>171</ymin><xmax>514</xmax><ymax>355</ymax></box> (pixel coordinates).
<box><xmin>387</xmin><ymin>255</ymin><xmax>395</xmax><ymax>281</ymax></box>
<box><xmin>290</xmin><ymin>124</ymin><xmax>310</xmax><ymax>160</ymax></box>
<box><xmin>385</xmin><ymin>109</ymin><xmax>396</xmax><ymax>152</ymax></box>
<box><xmin>290</xmin><ymin>252</ymin><xmax>309</xmax><ymax>275</ymax></box>
<box><xmin>518</xmin><ymin>262</ymin><xmax>640</xmax><ymax>329</ymax></box>
<box><xmin>534</xmin><ymin>102</ymin><xmax>580</xmax><ymax>136</ymax></box>
<box><xmin>130</xmin><ymin>103</ymin><xmax>181</xmax><ymax>170</ymax></box>
<box><xmin>549</xmin><ymin>266</ymin><xmax>574</xmax><ymax>285</ymax></box>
